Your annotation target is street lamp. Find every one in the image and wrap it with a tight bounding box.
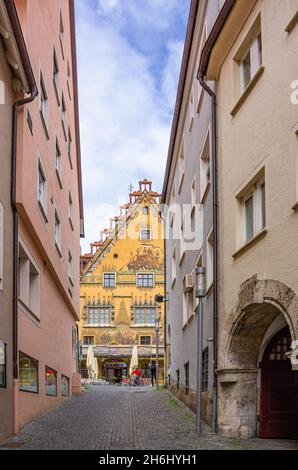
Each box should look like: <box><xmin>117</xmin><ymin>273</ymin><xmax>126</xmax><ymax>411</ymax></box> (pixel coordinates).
<box><xmin>154</xmin><ymin>309</ymin><xmax>161</xmax><ymax>391</ymax></box>
<box><xmin>195</xmin><ymin>266</ymin><xmax>206</xmax><ymax>434</ymax></box>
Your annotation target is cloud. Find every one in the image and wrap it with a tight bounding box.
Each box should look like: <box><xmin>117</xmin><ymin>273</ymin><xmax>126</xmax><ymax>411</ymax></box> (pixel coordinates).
<box><xmin>76</xmin><ymin>0</ymin><xmax>190</xmax><ymax>252</ymax></box>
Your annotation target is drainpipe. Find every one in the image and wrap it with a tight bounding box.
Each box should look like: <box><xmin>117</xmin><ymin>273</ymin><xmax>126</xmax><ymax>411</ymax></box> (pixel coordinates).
<box><xmin>12</xmin><ymin>88</ymin><xmax>38</xmax><ymax>380</ymax></box>
<box><xmin>198</xmin><ymin>75</ymin><xmax>218</xmax><ymax>434</ymax></box>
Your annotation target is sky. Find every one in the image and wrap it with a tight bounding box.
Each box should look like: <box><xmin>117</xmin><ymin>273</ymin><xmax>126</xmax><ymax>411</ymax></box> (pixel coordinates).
<box><xmin>75</xmin><ymin>0</ymin><xmax>191</xmax><ymax>253</ymax></box>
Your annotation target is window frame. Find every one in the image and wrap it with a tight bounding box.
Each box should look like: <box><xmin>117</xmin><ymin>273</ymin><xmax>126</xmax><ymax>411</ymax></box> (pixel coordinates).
<box><xmin>136</xmin><ymin>272</ymin><xmax>154</xmax><ymax>288</ymax></box>
<box><xmin>61</xmin><ymin>374</ymin><xmax>70</xmax><ymax>397</ymax></box>
<box><xmin>55</xmin><ymin>137</ymin><xmax>62</xmax><ymax>188</ymax></box>
<box><xmin>140</xmin><ymin>335</ymin><xmax>151</xmax><ymax>346</ymax></box>
<box><xmin>0</xmin><ymin>341</ymin><xmax>7</xmax><ymax>388</ymax></box>
<box><xmin>54</xmin><ymin>208</ymin><xmax>62</xmax><ymax>255</ymax></box>
<box><xmin>37</xmin><ymin>157</ymin><xmax>48</xmax><ymax>222</ymax></box>
<box><xmin>52</xmin><ymin>47</ymin><xmax>60</xmax><ymax>105</ymax></box>
<box><xmin>242</xmin><ymin>177</ymin><xmax>266</xmax><ymax>244</ymax></box>
<box><xmin>45</xmin><ymin>366</ymin><xmax>57</xmax><ymax>397</ymax></box>
<box><xmin>103</xmin><ymin>272</ymin><xmax>116</xmax><ymax>288</ymax></box>
<box><xmin>19</xmin><ymin>352</ymin><xmax>39</xmax><ymax>394</ymax></box>
<box><xmin>39</xmin><ymin>71</ymin><xmax>49</xmax><ymax>139</ymax></box>
<box><xmin>140</xmin><ymin>227</ymin><xmax>151</xmax><ymax>241</ymax></box>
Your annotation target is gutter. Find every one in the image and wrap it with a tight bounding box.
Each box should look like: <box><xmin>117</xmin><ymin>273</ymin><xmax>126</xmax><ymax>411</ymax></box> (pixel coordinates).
<box><xmin>197</xmin><ymin>0</ymin><xmax>236</xmax><ymax>434</ymax></box>
<box><xmin>69</xmin><ymin>0</ymin><xmax>85</xmax><ymax>238</ymax></box>
<box><xmin>161</xmin><ymin>0</ymin><xmax>199</xmax><ymax>203</ymax></box>
<box><xmin>4</xmin><ymin>0</ymin><xmax>38</xmax><ymax>382</ymax></box>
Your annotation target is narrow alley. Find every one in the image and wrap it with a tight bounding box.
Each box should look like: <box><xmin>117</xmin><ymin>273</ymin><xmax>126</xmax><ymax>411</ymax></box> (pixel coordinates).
<box><xmin>1</xmin><ymin>386</ymin><xmax>296</xmax><ymax>451</ymax></box>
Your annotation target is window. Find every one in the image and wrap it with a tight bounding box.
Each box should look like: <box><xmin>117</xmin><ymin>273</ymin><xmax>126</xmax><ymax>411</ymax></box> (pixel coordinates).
<box><xmin>0</xmin><ymin>342</ymin><xmax>6</xmax><ymax>388</ymax></box>
<box><xmin>19</xmin><ymin>353</ymin><xmax>38</xmax><ymax>393</ymax></box>
<box><xmin>134</xmin><ymin>307</ymin><xmax>155</xmax><ymax>325</ymax></box>
<box><xmin>18</xmin><ymin>243</ymin><xmax>40</xmax><ymax>319</ymax></box>
<box><xmin>0</xmin><ymin>203</ymin><xmax>3</xmax><ymax>291</ymax></box>
<box><xmin>184</xmin><ymin>362</ymin><xmax>189</xmax><ymax>394</ymax></box>
<box><xmin>171</xmin><ymin>247</ymin><xmax>176</xmax><ymax>286</ymax></box>
<box><xmin>200</xmin><ymin>130</ymin><xmax>211</xmax><ymax>203</ymax></box>
<box><xmin>88</xmin><ymin>308</ymin><xmax>110</xmax><ymax>325</ymax></box>
<box><xmin>68</xmin><ymin>250</ymin><xmax>73</xmax><ymax>283</ymax></box>
<box><xmin>140</xmin><ymin>227</ymin><xmax>151</xmax><ymax>240</ymax></box>
<box><xmin>140</xmin><ymin>336</ymin><xmax>151</xmax><ymax>345</ymax></box>
<box><xmin>59</xmin><ymin>11</ymin><xmax>65</xmax><ymax>59</ymax></box>
<box><xmin>55</xmin><ymin>138</ymin><xmax>62</xmax><ymax>186</ymax></box>
<box><xmin>206</xmin><ymin>230</ymin><xmax>214</xmax><ymax>290</ymax></box>
<box><xmin>143</xmin><ymin>206</ymin><xmax>149</xmax><ymax>215</ymax></box>
<box><xmin>103</xmin><ymin>273</ymin><xmax>115</xmax><ymax>288</ymax></box>
<box><xmin>202</xmin><ymin>347</ymin><xmax>209</xmax><ymax>391</ymax></box>
<box><xmin>178</xmin><ymin>139</ymin><xmax>185</xmax><ymax>194</ymax></box>
<box><xmin>242</xmin><ymin>178</ymin><xmax>266</xmax><ymax>244</ymax></box>
<box><xmin>240</xmin><ymin>32</ymin><xmax>262</xmax><ymax>93</ymax></box>
<box><xmin>189</xmin><ymin>89</ymin><xmax>194</xmax><ymax>131</ymax></box>
<box><xmin>39</xmin><ymin>72</ymin><xmax>49</xmax><ymax>137</ymax></box>
<box><xmin>180</xmin><ymin>213</ymin><xmax>186</xmax><ymax>262</ymax></box>
<box><xmin>54</xmin><ymin>209</ymin><xmax>61</xmax><ymax>253</ymax></box>
<box><xmin>137</xmin><ymin>273</ymin><xmax>154</xmax><ymax>287</ymax></box>
<box><xmin>176</xmin><ymin>369</ymin><xmax>180</xmax><ymax>390</ymax></box>
<box><xmin>45</xmin><ymin>367</ymin><xmax>57</xmax><ymax>396</ymax></box>
<box><xmin>69</xmin><ymin>192</ymin><xmax>73</xmax><ymax>230</ymax></box>
<box><xmin>61</xmin><ymin>375</ymin><xmax>69</xmax><ymax>397</ymax></box>
<box><xmin>61</xmin><ymin>92</ymin><xmax>67</xmax><ymax>139</ymax></box>
<box><xmin>26</xmin><ymin>108</ymin><xmax>33</xmax><ymax>135</ymax></box>
<box><xmin>191</xmin><ymin>177</ymin><xmax>196</xmax><ymax>211</ymax></box>
<box><xmin>68</xmin><ymin>127</ymin><xmax>72</xmax><ymax>167</ymax></box>
<box><xmin>53</xmin><ymin>48</ymin><xmax>59</xmax><ymax>103</ymax></box>
<box><xmin>37</xmin><ymin>159</ymin><xmax>47</xmax><ymax>218</ymax></box>
<box><xmin>83</xmin><ymin>336</ymin><xmax>94</xmax><ymax>345</ymax></box>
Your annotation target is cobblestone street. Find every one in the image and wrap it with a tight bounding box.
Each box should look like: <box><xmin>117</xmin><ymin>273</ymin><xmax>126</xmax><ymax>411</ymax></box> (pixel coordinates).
<box><xmin>1</xmin><ymin>386</ymin><xmax>297</xmax><ymax>450</ymax></box>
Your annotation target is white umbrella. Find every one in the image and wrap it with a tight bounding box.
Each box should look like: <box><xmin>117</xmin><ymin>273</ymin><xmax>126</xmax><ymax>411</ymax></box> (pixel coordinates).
<box><xmin>93</xmin><ymin>356</ymin><xmax>99</xmax><ymax>380</ymax></box>
<box><xmin>129</xmin><ymin>344</ymin><xmax>138</xmax><ymax>376</ymax></box>
<box><xmin>86</xmin><ymin>345</ymin><xmax>95</xmax><ymax>380</ymax></box>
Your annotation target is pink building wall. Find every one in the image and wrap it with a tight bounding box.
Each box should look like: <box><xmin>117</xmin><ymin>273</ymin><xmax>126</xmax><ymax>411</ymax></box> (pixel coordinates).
<box><xmin>14</xmin><ymin>0</ymin><xmax>83</xmax><ymax>430</ymax></box>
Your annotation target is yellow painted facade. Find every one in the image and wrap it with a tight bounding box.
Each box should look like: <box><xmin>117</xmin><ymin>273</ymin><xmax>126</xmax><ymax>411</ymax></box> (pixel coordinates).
<box><xmin>79</xmin><ymin>180</ymin><xmax>165</xmax><ymax>383</ymax></box>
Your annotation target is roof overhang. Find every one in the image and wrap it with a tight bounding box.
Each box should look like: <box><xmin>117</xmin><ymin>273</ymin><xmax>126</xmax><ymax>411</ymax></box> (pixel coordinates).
<box><xmin>0</xmin><ymin>1</ymin><xmax>29</xmax><ymax>92</ymax></box>
<box><xmin>200</xmin><ymin>0</ymin><xmax>258</xmax><ymax>81</ymax></box>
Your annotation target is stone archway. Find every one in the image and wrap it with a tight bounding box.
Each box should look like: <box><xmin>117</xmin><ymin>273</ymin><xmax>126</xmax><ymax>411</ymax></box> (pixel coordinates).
<box><xmin>217</xmin><ymin>275</ymin><xmax>298</xmax><ymax>438</ymax></box>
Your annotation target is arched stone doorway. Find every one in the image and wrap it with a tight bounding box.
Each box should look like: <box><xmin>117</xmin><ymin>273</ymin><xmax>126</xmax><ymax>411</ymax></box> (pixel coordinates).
<box><xmin>260</xmin><ymin>326</ymin><xmax>298</xmax><ymax>439</ymax></box>
<box><xmin>218</xmin><ymin>275</ymin><xmax>298</xmax><ymax>438</ymax></box>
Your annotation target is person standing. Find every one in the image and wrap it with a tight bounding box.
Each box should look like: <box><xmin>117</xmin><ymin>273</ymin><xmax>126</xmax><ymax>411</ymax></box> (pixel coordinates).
<box><xmin>149</xmin><ymin>361</ymin><xmax>156</xmax><ymax>387</ymax></box>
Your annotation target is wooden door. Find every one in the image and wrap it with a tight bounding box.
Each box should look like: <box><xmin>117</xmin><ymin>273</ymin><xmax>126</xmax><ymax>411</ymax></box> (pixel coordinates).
<box><xmin>260</xmin><ymin>327</ymin><xmax>298</xmax><ymax>439</ymax></box>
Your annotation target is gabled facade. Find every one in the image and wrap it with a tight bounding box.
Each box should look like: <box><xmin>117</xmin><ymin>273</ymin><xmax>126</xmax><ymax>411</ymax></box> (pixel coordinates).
<box><xmin>79</xmin><ymin>180</ymin><xmax>165</xmax><ymax>383</ymax></box>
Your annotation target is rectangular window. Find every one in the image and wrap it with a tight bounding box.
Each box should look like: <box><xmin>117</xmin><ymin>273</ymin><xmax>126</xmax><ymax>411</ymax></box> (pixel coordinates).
<box><xmin>184</xmin><ymin>361</ymin><xmax>189</xmax><ymax>394</ymax></box>
<box><xmin>26</xmin><ymin>108</ymin><xmax>33</xmax><ymax>135</ymax></box>
<box><xmin>171</xmin><ymin>247</ymin><xmax>176</xmax><ymax>286</ymax></box>
<box><xmin>239</xmin><ymin>27</ymin><xmax>262</xmax><ymax>93</ymax></box>
<box><xmin>37</xmin><ymin>159</ymin><xmax>47</xmax><ymax>218</ymax></box>
<box><xmin>103</xmin><ymin>273</ymin><xmax>115</xmax><ymax>288</ymax></box>
<box><xmin>19</xmin><ymin>353</ymin><xmax>38</xmax><ymax>393</ymax></box>
<box><xmin>83</xmin><ymin>336</ymin><xmax>94</xmax><ymax>345</ymax></box>
<box><xmin>59</xmin><ymin>11</ymin><xmax>65</xmax><ymax>59</ymax></box>
<box><xmin>45</xmin><ymin>366</ymin><xmax>57</xmax><ymax>396</ymax></box>
<box><xmin>61</xmin><ymin>92</ymin><xmax>67</xmax><ymax>140</ymax></box>
<box><xmin>140</xmin><ymin>336</ymin><xmax>151</xmax><ymax>345</ymax></box>
<box><xmin>68</xmin><ymin>250</ymin><xmax>73</xmax><ymax>282</ymax></box>
<box><xmin>54</xmin><ymin>209</ymin><xmax>61</xmax><ymax>252</ymax></box>
<box><xmin>39</xmin><ymin>73</ymin><xmax>48</xmax><ymax>120</ymax></box>
<box><xmin>0</xmin><ymin>202</ymin><xmax>3</xmax><ymax>291</ymax></box>
<box><xmin>206</xmin><ymin>230</ymin><xmax>214</xmax><ymax>290</ymax></box>
<box><xmin>68</xmin><ymin>127</ymin><xmax>72</xmax><ymax>168</ymax></box>
<box><xmin>68</xmin><ymin>192</ymin><xmax>73</xmax><ymax>230</ymax></box>
<box><xmin>55</xmin><ymin>138</ymin><xmax>62</xmax><ymax>187</ymax></box>
<box><xmin>0</xmin><ymin>342</ymin><xmax>6</xmax><ymax>387</ymax></box>
<box><xmin>134</xmin><ymin>307</ymin><xmax>155</xmax><ymax>325</ymax></box>
<box><xmin>140</xmin><ymin>228</ymin><xmax>151</xmax><ymax>240</ymax></box>
<box><xmin>176</xmin><ymin>369</ymin><xmax>180</xmax><ymax>390</ymax></box>
<box><xmin>53</xmin><ymin>48</ymin><xmax>59</xmax><ymax>103</ymax></box>
<box><xmin>137</xmin><ymin>273</ymin><xmax>154</xmax><ymax>287</ymax></box>
<box><xmin>18</xmin><ymin>243</ymin><xmax>40</xmax><ymax>319</ymax></box>
<box><xmin>189</xmin><ymin>89</ymin><xmax>194</xmax><ymax>131</ymax></box>
<box><xmin>242</xmin><ymin>178</ymin><xmax>266</xmax><ymax>244</ymax></box>
<box><xmin>202</xmin><ymin>347</ymin><xmax>209</xmax><ymax>392</ymax></box>
<box><xmin>61</xmin><ymin>375</ymin><xmax>69</xmax><ymax>397</ymax></box>
<box><xmin>200</xmin><ymin>129</ymin><xmax>211</xmax><ymax>203</ymax></box>
<box><xmin>178</xmin><ymin>139</ymin><xmax>185</xmax><ymax>194</ymax></box>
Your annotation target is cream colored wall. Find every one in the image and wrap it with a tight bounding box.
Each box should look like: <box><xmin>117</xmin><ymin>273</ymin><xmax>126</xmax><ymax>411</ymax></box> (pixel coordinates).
<box><xmin>217</xmin><ymin>0</ymin><xmax>298</xmax><ymax>365</ymax></box>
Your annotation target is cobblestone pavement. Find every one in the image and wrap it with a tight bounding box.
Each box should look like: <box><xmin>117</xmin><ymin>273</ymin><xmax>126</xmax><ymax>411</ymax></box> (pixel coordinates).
<box><xmin>1</xmin><ymin>386</ymin><xmax>297</xmax><ymax>450</ymax></box>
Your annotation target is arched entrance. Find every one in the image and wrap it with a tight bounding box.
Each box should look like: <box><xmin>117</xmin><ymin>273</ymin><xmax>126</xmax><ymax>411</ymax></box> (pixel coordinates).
<box><xmin>218</xmin><ymin>275</ymin><xmax>298</xmax><ymax>438</ymax></box>
<box><xmin>260</xmin><ymin>326</ymin><xmax>298</xmax><ymax>438</ymax></box>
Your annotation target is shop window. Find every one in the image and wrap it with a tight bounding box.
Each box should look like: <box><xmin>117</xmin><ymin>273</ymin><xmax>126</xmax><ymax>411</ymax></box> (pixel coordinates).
<box><xmin>19</xmin><ymin>353</ymin><xmax>38</xmax><ymax>393</ymax></box>
<box><xmin>0</xmin><ymin>341</ymin><xmax>6</xmax><ymax>388</ymax></box>
<box><xmin>61</xmin><ymin>375</ymin><xmax>69</xmax><ymax>396</ymax></box>
<box><xmin>45</xmin><ymin>367</ymin><xmax>57</xmax><ymax>396</ymax></box>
